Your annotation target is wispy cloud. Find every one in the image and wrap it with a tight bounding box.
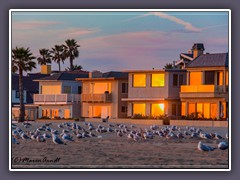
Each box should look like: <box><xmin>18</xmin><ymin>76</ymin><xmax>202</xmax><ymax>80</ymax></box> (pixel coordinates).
<box><xmin>148</xmin><ymin>12</ymin><xmax>202</xmax><ymax>32</ymax></box>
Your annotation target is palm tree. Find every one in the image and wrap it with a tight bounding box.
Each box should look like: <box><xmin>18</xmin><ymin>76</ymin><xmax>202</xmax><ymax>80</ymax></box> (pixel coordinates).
<box><xmin>12</xmin><ymin>47</ymin><xmax>36</xmax><ymax>122</ymax></box>
<box><xmin>37</xmin><ymin>48</ymin><xmax>51</xmax><ymax>65</ymax></box>
<box><xmin>63</xmin><ymin>39</ymin><xmax>80</xmax><ymax>71</ymax></box>
<box><xmin>51</xmin><ymin>45</ymin><xmax>66</xmax><ymax>72</ymax></box>
<box><xmin>65</xmin><ymin>64</ymin><xmax>83</xmax><ymax>71</ymax></box>
<box><xmin>163</xmin><ymin>63</ymin><xmax>174</xmax><ymax>70</ymax></box>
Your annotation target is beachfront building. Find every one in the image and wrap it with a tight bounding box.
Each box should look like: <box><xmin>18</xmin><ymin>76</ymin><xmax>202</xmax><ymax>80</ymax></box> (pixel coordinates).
<box><xmin>174</xmin><ymin>43</ymin><xmax>205</xmax><ymax>69</ymax></box>
<box><xmin>180</xmin><ymin>53</ymin><xmax>229</xmax><ymax>120</ymax></box>
<box><xmin>122</xmin><ymin>69</ymin><xmax>187</xmax><ymax>118</ymax></box>
<box><xmin>33</xmin><ymin>71</ymin><xmax>88</xmax><ymax>119</ymax></box>
<box><xmin>77</xmin><ymin>71</ymin><xmax>128</xmax><ymax>119</ymax></box>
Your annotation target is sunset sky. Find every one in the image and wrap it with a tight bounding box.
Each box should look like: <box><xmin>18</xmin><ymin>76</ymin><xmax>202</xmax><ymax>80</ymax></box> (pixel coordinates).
<box><xmin>11</xmin><ymin>11</ymin><xmax>229</xmax><ymax>73</ymax></box>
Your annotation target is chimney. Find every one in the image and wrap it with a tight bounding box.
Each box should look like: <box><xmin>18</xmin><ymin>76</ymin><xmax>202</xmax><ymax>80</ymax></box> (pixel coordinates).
<box><xmin>89</xmin><ymin>70</ymin><xmax>103</xmax><ymax>78</ymax></box>
<box><xmin>192</xmin><ymin>43</ymin><xmax>205</xmax><ymax>59</ymax></box>
<box><xmin>41</xmin><ymin>65</ymin><xmax>51</xmax><ymax>74</ymax></box>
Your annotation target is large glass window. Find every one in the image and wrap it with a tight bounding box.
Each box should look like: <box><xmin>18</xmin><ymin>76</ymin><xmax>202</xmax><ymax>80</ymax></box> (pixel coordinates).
<box><xmin>190</xmin><ymin>72</ymin><xmax>202</xmax><ymax>85</ymax></box>
<box><xmin>91</xmin><ymin>82</ymin><xmax>111</xmax><ymax>94</ymax></box>
<box><xmin>173</xmin><ymin>74</ymin><xmax>178</xmax><ymax>86</ymax></box>
<box><xmin>171</xmin><ymin>104</ymin><xmax>176</xmax><ymax>116</ymax></box>
<box><xmin>181</xmin><ymin>102</ymin><xmax>186</xmax><ymax>116</ymax></box>
<box><xmin>151</xmin><ymin>103</ymin><xmax>164</xmax><ymax>116</ymax></box>
<box><xmin>210</xmin><ymin>103</ymin><xmax>217</xmax><ymax>119</ymax></box>
<box><xmin>133</xmin><ymin>74</ymin><xmax>146</xmax><ymax>87</ymax></box>
<box><xmin>203</xmin><ymin>103</ymin><xmax>210</xmax><ymax>118</ymax></box>
<box><xmin>151</xmin><ymin>74</ymin><xmax>165</xmax><ymax>87</ymax></box>
<box><xmin>133</xmin><ymin>104</ymin><xmax>146</xmax><ymax>116</ymax></box>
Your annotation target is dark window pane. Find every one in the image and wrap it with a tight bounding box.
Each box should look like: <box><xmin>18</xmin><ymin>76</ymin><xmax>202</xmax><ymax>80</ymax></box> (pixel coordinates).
<box><xmin>122</xmin><ymin>83</ymin><xmax>128</xmax><ymax>93</ymax></box>
<box><xmin>78</xmin><ymin>86</ymin><xmax>82</xmax><ymax>94</ymax></box>
<box><xmin>173</xmin><ymin>74</ymin><xmax>178</xmax><ymax>86</ymax></box>
<box><xmin>172</xmin><ymin>104</ymin><xmax>177</xmax><ymax>116</ymax></box>
<box><xmin>205</xmin><ymin>71</ymin><xmax>215</xmax><ymax>85</ymax></box>
<box><xmin>179</xmin><ymin>74</ymin><xmax>184</xmax><ymax>86</ymax></box>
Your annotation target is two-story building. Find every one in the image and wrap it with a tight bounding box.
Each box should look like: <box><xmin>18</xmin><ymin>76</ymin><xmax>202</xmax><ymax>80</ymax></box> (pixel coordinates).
<box><xmin>33</xmin><ymin>71</ymin><xmax>88</xmax><ymax>119</ymax></box>
<box><xmin>122</xmin><ymin>69</ymin><xmax>187</xmax><ymax>118</ymax></box>
<box><xmin>180</xmin><ymin>53</ymin><xmax>229</xmax><ymax>120</ymax></box>
<box><xmin>77</xmin><ymin>71</ymin><xmax>128</xmax><ymax>119</ymax></box>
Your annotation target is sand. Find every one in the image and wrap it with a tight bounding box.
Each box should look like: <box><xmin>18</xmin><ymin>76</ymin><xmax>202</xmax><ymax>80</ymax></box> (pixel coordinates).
<box><xmin>11</xmin><ymin>122</ymin><xmax>229</xmax><ymax>169</ymax></box>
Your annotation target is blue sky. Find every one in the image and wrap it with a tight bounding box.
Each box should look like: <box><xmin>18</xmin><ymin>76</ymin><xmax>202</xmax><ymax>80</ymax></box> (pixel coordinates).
<box><xmin>11</xmin><ymin>11</ymin><xmax>229</xmax><ymax>73</ymax></box>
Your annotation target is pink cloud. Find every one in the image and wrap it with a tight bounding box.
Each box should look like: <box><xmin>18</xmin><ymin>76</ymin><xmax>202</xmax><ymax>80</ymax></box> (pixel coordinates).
<box><xmin>12</xmin><ymin>21</ymin><xmax>62</xmax><ymax>30</ymax></box>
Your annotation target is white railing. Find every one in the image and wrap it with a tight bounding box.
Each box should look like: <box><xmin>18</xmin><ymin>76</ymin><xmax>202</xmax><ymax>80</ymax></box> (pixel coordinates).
<box><xmin>34</xmin><ymin>94</ymin><xmax>81</xmax><ymax>104</ymax></box>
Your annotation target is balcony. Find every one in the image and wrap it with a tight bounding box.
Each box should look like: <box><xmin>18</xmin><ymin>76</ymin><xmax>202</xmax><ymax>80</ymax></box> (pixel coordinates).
<box><xmin>181</xmin><ymin>85</ymin><xmax>226</xmax><ymax>93</ymax></box>
<box><xmin>34</xmin><ymin>94</ymin><xmax>81</xmax><ymax>104</ymax></box>
<box><xmin>180</xmin><ymin>85</ymin><xmax>228</xmax><ymax>99</ymax></box>
<box><xmin>81</xmin><ymin>93</ymin><xmax>112</xmax><ymax>103</ymax></box>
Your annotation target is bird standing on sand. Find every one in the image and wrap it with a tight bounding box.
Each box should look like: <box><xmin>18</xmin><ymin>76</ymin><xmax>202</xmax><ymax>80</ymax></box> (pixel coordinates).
<box><xmin>12</xmin><ymin>137</ymin><xmax>19</xmax><ymax>144</ymax></box>
<box><xmin>52</xmin><ymin>135</ymin><xmax>66</xmax><ymax>145</ymax></box>
<box><xmin>218</xmin><ymin>142</ymin><xmax>228</xmax><ymax>150</ymax></box>
<box><xmin>197</xmin><ymin>141</ymin><xmax>215</xmax><ymax>151</ymax></box>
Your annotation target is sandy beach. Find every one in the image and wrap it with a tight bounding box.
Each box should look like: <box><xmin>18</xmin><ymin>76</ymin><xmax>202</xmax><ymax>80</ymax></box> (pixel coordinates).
<box><xmin>11</xmin><ymin>122</ymin><xmax>229</xmax><ymax>169</ymax></box>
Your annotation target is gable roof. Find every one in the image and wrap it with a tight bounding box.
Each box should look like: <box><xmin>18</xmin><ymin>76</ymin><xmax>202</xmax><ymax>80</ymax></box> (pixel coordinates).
<box><xmin>186</xmin><ymin>53</ymin><xmax>228</xmax><ymax>68</ymax></box>
<box><xmin>102</xmin><ymin>71</ymin><xmax>128</xmax><ymax>79</ymax></box>
<box><xmin>34</xmin><ymin>72</ymin><xmax>89</xmax><ymax>81</ymax></box>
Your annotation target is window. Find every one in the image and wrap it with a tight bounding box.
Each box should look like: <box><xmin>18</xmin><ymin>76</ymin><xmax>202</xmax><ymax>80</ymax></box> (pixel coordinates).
<box><xmin>181</xmin><ymin>102</ymin><xmax>186</xmax><ymax>116</ymax></box>
<box><xmin>133</xmin><ymin>104</ymin><xmax>146</xmax><ymax>116</ymax></box>
<box><xmin>179</xmin><ymin>74</ymin><xmax>184</xmax><ymax>86</ymax></box>
<box><xmin>205</xmin><ymin>71</ymin><xmax>215</xmax><ymax>85</ymax></box>
<box><xmin>197</xmin><ymin>103</ymin><xmax>203</xmax><ymax>118</ymax></box>
<box><xmin>133</xmin><ymin>74</ymin><xmax>146</xmax><ymax>87</ymax></box>
<box><xmin>92</xmin><ymin>83</ymin><xmax>111</xmax><ymax>94</ymax></box>
<box><xmin>173</xmin><ymin>74</ymin><xmax>178</xmax><ymax>86</ymax></box>
<box><xmin>203</xmin><ymin>103</ymin><xmax>210</xmax><ymax>118</ymax></box>
<box><xmin>78</xmin><ymin>86</ymin><xmax>82</xmax><ymax>94</ymax></box>
<box><xmin>188</xmin><ymin>103</ymin><xmax>196</xmax><ymax>116</ymax></box>
<box><xmin>15</xmin><ymin>90</ymin><xmax>20</xmax><ymax>98</ymax></box>
<box><xmin>190</xmin><ymin>72</ymin><xmax>202</xmax><ymax>85</ymax></box>
<box><xmin>121</xmin><ymin>106</ymin><xmax>128</xmax><ymax>113</ymax></box>
<box><xmin>122</xmin><ymin>83</ymin><xmax>128</xmax><ymax>93</ymax></box>
<box><xmin>151</xmin><ymin>103</ymin><xmax>164</xmax><ymax>116</ymax></box>
<box><xmin>177</xmin><ymin>104</ymin><xmax>181</xmax><ymax>116</ymax></box>
<box><xmin>217</xmin><ymin>71</ymin><xmax>223</xmax><ymax>85</ymax></box>
<box><xmin>151</xmin><ymin>74</ymin><xmax>164</xmax><ymax>87</ymax></box>
<box><xmin>63</xmin><ymin>86</ymin><xmax>71</xmax><ymax>94</ymax></box>
<box><xmin>172</xmin><ymin>104</ymin><xmax>176</xmax><ymax>116</ymax></box>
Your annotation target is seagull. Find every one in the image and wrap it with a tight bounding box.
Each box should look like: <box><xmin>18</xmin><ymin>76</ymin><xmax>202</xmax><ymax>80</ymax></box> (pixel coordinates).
<box><xmin>117</xmin><ymin>131</ymin><xmax>123</xmax><ymax>137</ymax></box>
<box><xmin>52</xmin><ymin>135</ymin><xmax>66</xmax><ymax>145</ymax></box>
<box><xmin>43</xmin><ymin>133</ymin><xmax>51</xmax><ymax>139</ymax></box>
<box><xmin>226</xmin><ymin>133</ymin><xmax>228</xmax><ymax>139</ymax></box>
<box><xmin>62</xmin><ymin>133</ymin><xmax>74</xmax><ymax>142</ymax></box>
<box><xmin>58</xmin><ymin>124</ymin><xmax>64</xmax><ymax>129</ymax></box>
<box><xmin>198</xmin><ymin>141</ymin><xmax>215</xmax><ymax>151</ymax></box>
<box><xmin>214</xmin><ymin>133</ymin><xmax>224</xmax><ymax>140</ymax></box>
<box><xmin>12</xmin><ymin>137</ymin><xmax>19</xmax><ymax>144</ymax></box>
<box><xmin>218</xmin><ymin>142</ymin><xmax>228</xmax><ymax>150</ymax></box>
<box><xmin>36</xmin><ymin>135</ymin><xmax>46</xmax><ymax>142</ymax></box>
<box><xmin>20</xmin><ymin>132</ymin><xmax>30</xmax><ymax>140</ymax></box>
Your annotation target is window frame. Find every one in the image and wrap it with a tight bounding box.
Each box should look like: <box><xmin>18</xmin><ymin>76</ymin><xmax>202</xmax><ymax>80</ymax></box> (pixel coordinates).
<box><xmin>132</xmin><ymin>74</ymin><xmax>146</xmax><ymax>88</ymax></box>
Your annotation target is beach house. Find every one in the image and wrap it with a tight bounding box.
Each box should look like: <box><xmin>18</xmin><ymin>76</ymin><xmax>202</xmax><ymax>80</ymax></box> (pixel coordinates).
<box><xmin>33</xmin><ymin>71</ymin><xmax>88</xmax><ymax>119</ymax></box>
<box><xmin>180</xmin><ymin>53</ymin><xmax>229</xmax><ymax>120</ymax></box>
<box><xmin>76</xmin><ymin>71</ymin><xmax>128</xmax><ymax>119</ymax></box>
<box><xmin>122</xmin><ymin>69</ymin><xmax>187</xmax><ymax>118</ymax></box>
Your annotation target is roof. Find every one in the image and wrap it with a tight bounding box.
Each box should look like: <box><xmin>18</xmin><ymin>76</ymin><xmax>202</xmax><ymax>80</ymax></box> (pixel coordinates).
<box><xmin>34</xmin><ymin>72</ymin><xmax>89</xmax><ymax>81</ymax></box>
<box><xmin>124</xmin><ymin>69</ymin><xmax>186</xmax><ymax>73</ymax></box>
<box><xmin>187</xmin><ymin>53</ymin><xmax>228</xmax><ymax>68</ymax></box>
<box><xmin>181</xmin><ymin>53</ymin><xmax>193</xmax><ymax>59</ymax></box>
<box><xmin>76</xmin><ymin>71</ymin><xmax>128</xmax><ymax>81</ymax></box>
<box><xmin>192</xmin><ymin>43</ymin><xmax>205</xmax><ymax>50</ymax></box>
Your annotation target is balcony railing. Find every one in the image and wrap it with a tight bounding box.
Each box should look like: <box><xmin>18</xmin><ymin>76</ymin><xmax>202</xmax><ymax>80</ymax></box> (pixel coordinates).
<box><xmin>181</xmin><ymin>85</ymin><xmax>226</xmax><ymax>93</ymax></box>
<box><xmin>81</xmin><ymin>93</ymin><xmax>112</xmax><ymax>103</ymax></box>
<box><xmin>34</xmin><ymin>94</ymin><xmax>81</xmax><ymax>104</ymax></box>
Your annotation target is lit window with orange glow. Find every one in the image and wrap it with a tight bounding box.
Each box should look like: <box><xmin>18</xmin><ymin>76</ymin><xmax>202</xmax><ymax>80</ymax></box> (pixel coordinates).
<box><xmin>151</xmin><ymin>103</ymin><xmax>164</xmax><ymax>116</ymax></box>
<box><xmin>133</xmin><ymin>74</ymin><xmax>146</xmax><ymax>87</ymax></box>
<box><xmin>133</xmin><ymin>104</ymin><xmax>146</xmax><ymax>116</ymax></box>
<box><xmin>190</xmin><ymin>72</ymin><xmax>202</xmax><ymax>85</ymax></box>
<box><xmin>151</xmin><ymin>74</ymin><xmax>165</xmax><ymax>87</ymax></box>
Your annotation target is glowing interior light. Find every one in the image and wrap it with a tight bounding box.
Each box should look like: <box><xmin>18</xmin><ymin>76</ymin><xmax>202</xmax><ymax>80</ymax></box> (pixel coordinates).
<box><xmin>158</xmin><ymin>103</ymin><xmax>164</xmax><ymax>110</ymax></box>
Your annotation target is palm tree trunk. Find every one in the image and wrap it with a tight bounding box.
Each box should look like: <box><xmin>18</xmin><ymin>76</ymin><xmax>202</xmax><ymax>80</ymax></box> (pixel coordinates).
<box><xmin>19</xmin><ymin>68</ymin><xmax>25</xmax><ymax>122</ymax></box>
<box><xmin>70</xmin><ymin>57</ymin><xmax>74</xmax><ymax>71</ymax></box>
<box><xmin>58</xmin><ymin>62</ymin><xmax>61</xmax><ymax>72</ymax></box>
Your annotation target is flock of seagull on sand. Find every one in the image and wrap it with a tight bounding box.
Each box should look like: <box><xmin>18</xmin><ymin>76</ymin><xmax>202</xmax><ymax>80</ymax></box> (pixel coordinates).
<box><xmin>12</xmin><ymin>122</ymin><xmax>229</xmax><ymax>152</ymax></box>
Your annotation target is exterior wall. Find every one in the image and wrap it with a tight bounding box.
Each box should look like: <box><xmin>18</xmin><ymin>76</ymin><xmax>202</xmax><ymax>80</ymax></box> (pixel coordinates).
<box><xmin>39</xmin><ymin>81</ymin><xmax>62</xmax><ymax>94</ymax></box>
<box><xmin>117</xmin><ymin>80</ymin><xmax>128</xmax><ymax>118</ymax></box>
<box><xmin>61</xmin><ymin>81</ymin><xmax>82</xmax><ymax>94</ymax></box>
<box><xmin>167</xmin><ymin>71</ymin><xmax>187</xmax><ymax>99</ymax></box>
<box><xmin>12</xmin><ymin>106</ymin><xmax>38</xmax><ymax>121</ymax></box>
<box><xmin>128</xmin><ymin>72</ymin><xmax>169</xmax><ymax>98</ymax></box>
<box><xmin>39</xmin><ymin>104</ymin><xmax>78</xmax><ymax>118</ymax></box>
<box><xmin>12</xmin><ymin>90</ymin><xmax>27</xmax><ymax>104</ymax></box>
<box><xmin>81</xmin><ymin>79</ymin><xmax>128</xmax><ymax>118</ymax></box>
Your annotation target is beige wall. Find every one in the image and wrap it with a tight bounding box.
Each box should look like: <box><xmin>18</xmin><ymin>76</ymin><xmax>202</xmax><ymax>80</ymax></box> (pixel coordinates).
<box><xmin>81</xmin><ymin>79</ymin><xmax>128</xmax><ymax>118</ymax></box>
